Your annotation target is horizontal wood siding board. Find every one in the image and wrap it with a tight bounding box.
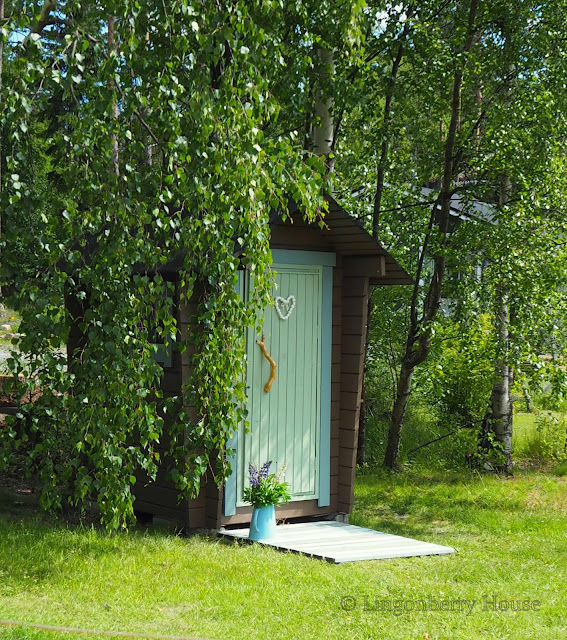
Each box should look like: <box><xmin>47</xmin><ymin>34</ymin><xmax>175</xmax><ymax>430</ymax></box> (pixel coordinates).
<box><xmin>370</xmin><ymin>276</ymin><xmax>413</xmax><ymax>285</ymax></box>
<box><xmin>340</xmin><ymin>402</ymin><xmax>361</xmax><ymax>420</ymax></box>
<box><xmin>331</xmin><ymin>439</ymin><xmax>339</xmax><ymax>456</ymax></box>
<box><xmin>338</xmin><ymin>486</ymin><xmax>355</xmax><ymax>513</ymax></box>
<box><xmin>333</xmin><ymin>236</ymin><xmax>386</xmax><ymax>248</ymax></box>
<box><xmin>342</xmin><ymin>373</ymin><xmax>362</xmax><ymax>393</ymax></box>
<box><xmin>187</xmin><ymin>493</ymin><xmax>208</xmax><ymax>510</ymax></box>
<box><xmin>338</xmin><ymin>474</ymin><xmax>355</xmax><ymax>487</ymax></box>
<box><xmin>270</xmin><ymin>231</ymin><xmax>335</xmax><ymax>252</ymax></box>
<box><xmin>133</xmin><ymin>485</ymin><xmax>183</xmax><ymax>511</ymax></box>
<box><xmin>340</xmin><ymin>278</ymin><xmax>368</xmax><ymax>296</ymax></box>
<box><xmin>342</xmin><ymin>303</ymin><xmax>366</xmax><ymax>320</ymax></box>
<box><xmin>338</xmin><ymin>476</ymin><xmax>356</xmax><ymax>497</ymax></box>
<box><xmin>331</xmin><ymin>402</ymin><xmax>340</xmax><ymax>420</ymax></box>
<box><xmin>187</xmin><ymin>507</ymin><xmax>207</xmax><ymax>529</ymax></box>
<box><xmin>336</xmin><ymin>245</ymin><xmax>382</xmax><ymax>257</ymax></box>
<box><xmin>331</xmin><ymin>363</ymin><xmax>341</xmax><ymax>381</ymax></box>
<box><xmin>343</xmin><ymin>255</ymin><xmax>408</xmax><ymax>282</ymax></box>
<box><xmin>330</xmin><ymin>456</ymin><xmax>339</xmax><ymax>476</ymax></box>
<box><xmin>332</xmin><ymin>306</ymin><xmax>342</xmax><ymax>326</ymax></box>
<box><xmin>338</xmin><ymin>440</ymin><xmax>357</xmax><ymax>459</ymax></box>
<box><xmin>341</xmin><ymin>354</ymin><xmax>365</xmax><ymax>375</ymax></box>
<box><xmin>341</xmin><ymin>391</ymin><xmax>361</xmax><ymax>412</ymax></box>
<box><xmin>325</xmin><ymin>226</ymin><xmax>375</xmax><ymax>237</ymax></box>
<box><xmin>160</xmin><ymin>381</ymin><xmax>182</xmax><ymax>394</ymax></box>
<box><xmin>134</xmin><ymin>501</ymin><xmax>187</xmax><ymax>525</ymax></box>
<box><xmin>338</xmin><ymin>487</ymin><xmax>355</xmax><ymax>505</ymax></box>
<box><xmin>341</xmin><ymin>335</ymin><xmax>365</xmax><ymax>355</ymax></box>
<box><xmin>341</xmin><ymin>315</ymin><xmax>366</xmax><ymax>337</ymax></box>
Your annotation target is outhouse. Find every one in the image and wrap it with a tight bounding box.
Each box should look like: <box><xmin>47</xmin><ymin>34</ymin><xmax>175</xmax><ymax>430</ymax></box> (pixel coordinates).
<box><xmin>133</xmin><ymin>194</ymin><xmax>411</xmax><ymax>529</ymax></box>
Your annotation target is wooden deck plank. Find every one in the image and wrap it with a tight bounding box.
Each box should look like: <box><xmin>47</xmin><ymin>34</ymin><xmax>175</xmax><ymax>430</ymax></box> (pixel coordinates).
<box><xmin>218</xmin><ymin>521</ymin><xmax>455</xmax><ymax>564</ymax></box>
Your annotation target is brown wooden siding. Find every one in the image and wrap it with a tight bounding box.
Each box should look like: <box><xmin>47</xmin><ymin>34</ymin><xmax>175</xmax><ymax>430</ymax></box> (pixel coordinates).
<box><xmin>338</xmin><ymin>262</ymin><xmax>370</xmax><ymax>514</ymax></box>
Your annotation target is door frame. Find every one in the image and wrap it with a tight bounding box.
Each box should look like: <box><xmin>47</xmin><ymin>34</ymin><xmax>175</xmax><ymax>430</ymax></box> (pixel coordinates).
<box><xmin>224</xmin><ymin>249</ymin><xmax>335</xmax><ymax>516</ymax></box>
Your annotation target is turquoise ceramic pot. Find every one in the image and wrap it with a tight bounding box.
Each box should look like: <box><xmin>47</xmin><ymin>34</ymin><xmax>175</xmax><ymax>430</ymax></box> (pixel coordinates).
<box><xmin>249</xmin><ymin>505</ymin><xmax>277</xmax><ymax>541</ymax></box>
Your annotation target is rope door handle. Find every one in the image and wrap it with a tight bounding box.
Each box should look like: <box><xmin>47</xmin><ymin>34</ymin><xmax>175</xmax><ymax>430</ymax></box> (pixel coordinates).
<box><xmin>256</xmin><ymin>334</ymin><xmax>276</xmax><ymax>393</ymax></box>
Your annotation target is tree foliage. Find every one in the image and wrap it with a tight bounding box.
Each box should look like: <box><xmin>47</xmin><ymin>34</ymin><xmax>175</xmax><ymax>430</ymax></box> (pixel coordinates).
<box><xmin>333</xmin><ymin>0</ymin><xmax>567</xmax><ymax>469</ymax></box>
<box><xmin>0</xmin><ymin>0</ymin><xmax>364</xmax><ymax>528</ymax></box>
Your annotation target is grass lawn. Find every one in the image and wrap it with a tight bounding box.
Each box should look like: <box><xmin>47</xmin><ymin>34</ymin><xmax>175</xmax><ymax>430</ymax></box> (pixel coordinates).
<box><xmin>0</xmin><ymin>467</ymin><xmax>565</xmax><ymax>640</ymax></box>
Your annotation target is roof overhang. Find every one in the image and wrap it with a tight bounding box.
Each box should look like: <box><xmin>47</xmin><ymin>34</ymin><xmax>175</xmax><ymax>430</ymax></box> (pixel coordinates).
<box><xmin>270</xmin><ymin>194</ymin><xmax>412</xmax><ymax>285</ymax></box>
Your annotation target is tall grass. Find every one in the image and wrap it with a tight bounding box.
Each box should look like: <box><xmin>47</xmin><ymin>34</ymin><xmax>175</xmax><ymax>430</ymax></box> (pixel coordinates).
<box><xmin>513</xmin><ymin>411</ymin><xmax>567</xmax><ymax>463</ymax></box>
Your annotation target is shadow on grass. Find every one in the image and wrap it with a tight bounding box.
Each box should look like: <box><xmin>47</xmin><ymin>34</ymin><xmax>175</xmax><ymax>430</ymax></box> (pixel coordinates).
<box><xmin>0</xmin><ymin>487</ymin><xmax>178</xmax><ymax>590</ymax></box>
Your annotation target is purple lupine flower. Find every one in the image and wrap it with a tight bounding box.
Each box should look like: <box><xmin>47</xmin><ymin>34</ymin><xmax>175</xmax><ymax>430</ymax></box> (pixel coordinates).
<box><xmin>248</xmin><ymin>462</ymin><xmax>260</xmax><ymax>488</ymax></box>
<box><xmin>259</xmin><ymin>461</ymin><xmax>271</xmax><ymax>480</ymax></box>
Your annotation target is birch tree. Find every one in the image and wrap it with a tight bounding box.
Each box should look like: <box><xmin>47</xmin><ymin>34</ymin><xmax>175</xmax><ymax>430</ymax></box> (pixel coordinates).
<box><xmin>0</xmin><ymin>0</ymin><xmax>364</xmax><ymax>528</ymax></box>
<box><xmin>334</xmin><ymin>0</ymin><xmax>567</xmax><ymax>470</ymax></box>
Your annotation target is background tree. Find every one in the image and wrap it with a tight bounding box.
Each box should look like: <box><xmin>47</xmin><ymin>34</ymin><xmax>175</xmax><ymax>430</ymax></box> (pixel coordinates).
<box><xmin>333</xmin><ymin>0</ymin><xmax>567</xmax><ymax>470</ymax></box>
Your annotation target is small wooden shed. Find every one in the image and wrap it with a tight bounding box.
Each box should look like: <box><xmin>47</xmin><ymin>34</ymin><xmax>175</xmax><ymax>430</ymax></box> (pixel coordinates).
<box><xmin>133</xmin><ymin>195</ymin><xmax>411</xmax><ymax>529</ymax></box>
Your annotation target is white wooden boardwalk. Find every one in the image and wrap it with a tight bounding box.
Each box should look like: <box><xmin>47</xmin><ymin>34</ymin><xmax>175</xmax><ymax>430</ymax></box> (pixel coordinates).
<box><xmin>219</xmin><ymin>521</ymin><xmax>455</xmax><ymax>564</ymax></box>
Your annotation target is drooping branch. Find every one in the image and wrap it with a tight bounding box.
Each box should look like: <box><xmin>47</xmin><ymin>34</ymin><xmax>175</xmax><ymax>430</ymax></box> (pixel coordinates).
<box><xmin>107</xmin><ymin>16</ymin><xmax>120</xmax><ymax>176</ymax></box>
<box><xmin>0</xmin><ymin>0</ymin><xmax>4</xmax><ymax>299</ymax></box>
<box><xmin>352</xmin><ymin>199</ymin><xmax>437</xmax><ymax>218</ymax></box>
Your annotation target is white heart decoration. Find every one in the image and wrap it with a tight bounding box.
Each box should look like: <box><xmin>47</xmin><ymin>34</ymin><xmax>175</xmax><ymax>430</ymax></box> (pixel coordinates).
<box><xmin>274</xmin><ymin>295</ymin><xmax>296</xmax><ymax>321</ymax></box>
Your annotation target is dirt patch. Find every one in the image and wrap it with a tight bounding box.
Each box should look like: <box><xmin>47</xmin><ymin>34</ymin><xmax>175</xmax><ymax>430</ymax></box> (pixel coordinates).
<box><xmin>0</xmin><ymin>374</ymin><xmax>44</xmax><ymax>407</ymax></box>
<box><xmin>0</xmin><ymin>462</ymin><xmax>41</xmax><ymax>517</ymax></box>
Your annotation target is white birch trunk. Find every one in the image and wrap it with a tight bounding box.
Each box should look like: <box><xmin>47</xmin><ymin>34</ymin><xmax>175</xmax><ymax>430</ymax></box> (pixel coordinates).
<box><xmin>312</xmin><ymin>47</ymin><xmax>334</xmax><ymax>171</ymax></box>
<box><xmin>488</xmin><ymin>290</ymin><xmax>513</xmax><ymax>470</ymax></box>
<box><xmin>484</xmin><ymin>173</ymin><xmax>514</xmax><ymax>472</ymax></box>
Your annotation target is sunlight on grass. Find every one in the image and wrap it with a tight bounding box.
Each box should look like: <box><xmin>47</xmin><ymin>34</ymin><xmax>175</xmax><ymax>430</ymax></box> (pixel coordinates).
<box><xmin>0</xmin><ymin>469</ymin><xmax>565</xmax><ymax>640</ymax></box>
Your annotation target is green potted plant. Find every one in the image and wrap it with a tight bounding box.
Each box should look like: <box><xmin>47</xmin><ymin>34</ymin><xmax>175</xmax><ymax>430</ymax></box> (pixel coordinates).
<box><xmin>244</xmin><ymin>461</ymin><xmax>291</xmax><ymax>541</ymax></box>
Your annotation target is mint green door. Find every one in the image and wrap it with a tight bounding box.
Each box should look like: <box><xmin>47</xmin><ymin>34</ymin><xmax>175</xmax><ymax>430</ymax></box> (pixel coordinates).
<box><xmin>237</xmin><ymin>262</ymin><xmax>323</xmax><ymax>504</ymax></box>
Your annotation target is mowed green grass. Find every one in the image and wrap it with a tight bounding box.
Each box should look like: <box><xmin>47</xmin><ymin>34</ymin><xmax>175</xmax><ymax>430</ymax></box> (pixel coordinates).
<box><xmin>0</xmin><ymin>468</ymin><xmax>566</xmax><ymax>640</ymax></box>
